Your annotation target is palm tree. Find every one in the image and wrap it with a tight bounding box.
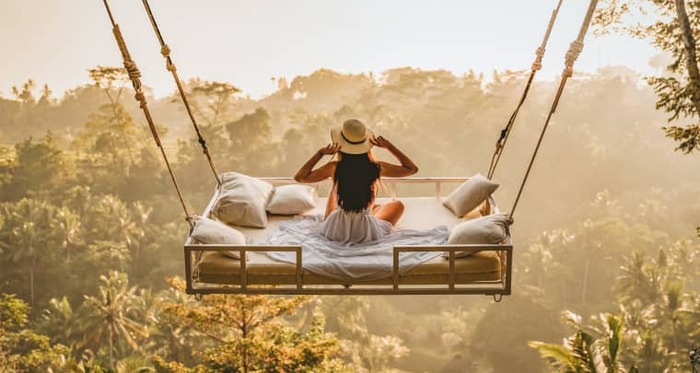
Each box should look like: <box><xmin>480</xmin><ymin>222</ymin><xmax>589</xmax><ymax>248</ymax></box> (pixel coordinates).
<box><xmin>520</xmin><ymin>243</ymin><xmax>554</xmax><ymax>289</ymax></box>
<box><xmin>93</xmin><ymin>196</ymin><xmax>145</xmax><ymax>248</ymax></box>
<box><xmin>84</xmin><ymin>196</ymin><xmax>146</xmax><ymax>265</ymax></box>
<box><xmin>79</xmin><ymin>271</ymin><xmax>147</xmax><ymax>369</ymax></box>
<box><xmin>529</xmin><ymin>311</ymin><xmax>630</xmax><ymax>373</ymax></box>
<box><xmin>0</xmin><ymin>199</ymin><xmax>54</xmax><ymax>305</ymax></box>
<box><xmin>10</xmin><ymin>221</ymin><xmax>40</xmax><ymax>305</ymax></box>
<box><xmin>50</xmin><ymin>207</ymin><xmax>82</xmax><ymax>263</ymax></box>
<box><xmin>615</xmin><ymin>246</ymin><xmax>700</xmax><ymax>371</ymax></box>
<box><xmin>37</xmin><ymin>296</ymin><xmax>78</xmax><ymax>348</ymax></box>
<box><xmin>615</xmin><ymin>252</ymin><xmax>656</xmax><ymax>304</ymax></box>
<box><xmin>148</xmin><ymin>284</ymin><xmax>201</xmax><ymax>364</ymax></box>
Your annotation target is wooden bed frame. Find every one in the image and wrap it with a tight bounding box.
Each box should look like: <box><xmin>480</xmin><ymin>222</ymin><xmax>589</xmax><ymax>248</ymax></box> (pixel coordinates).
<box><xmin>184</xmin><ymin>177</ymin><xmax>512</xmax><ymax>300</ymax></box>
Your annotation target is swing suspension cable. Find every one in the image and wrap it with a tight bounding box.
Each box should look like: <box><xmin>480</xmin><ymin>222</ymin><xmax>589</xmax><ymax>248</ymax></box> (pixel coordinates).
<box><xmin>509</xmin><ymin>0</ymin><xmax>599</xmax><ymax>220</ymax></box>
<box><xmin>101</xmin><ymin>0</ymin><xmax>193</xmax><ymax>222</ymax></box>
<box><xmin>140</xmin><ymin>0</ymin><xmax>222</xmax><ymax>187</ymax></box>
<box><xmin>486</xmin><ymin>0</ymin><xmax>564</xmax><ymax>180</ymax></box>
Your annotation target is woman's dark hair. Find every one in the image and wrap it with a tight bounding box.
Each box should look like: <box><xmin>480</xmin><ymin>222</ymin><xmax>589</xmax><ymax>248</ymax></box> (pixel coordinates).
<box><xmin>334</xmin><ymin>152</ymin><xmax>380</xmax><ymax>212</ymax></box>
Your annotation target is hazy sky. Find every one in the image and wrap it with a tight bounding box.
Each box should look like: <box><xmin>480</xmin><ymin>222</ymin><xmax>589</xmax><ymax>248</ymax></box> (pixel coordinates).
<box><xmin>1</xmin><ymin>0</ymin><xmax>659</xmax><ymax>99</ymax></box>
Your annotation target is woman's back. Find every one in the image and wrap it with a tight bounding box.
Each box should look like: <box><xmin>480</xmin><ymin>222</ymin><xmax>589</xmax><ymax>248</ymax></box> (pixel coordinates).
<box><xmin>317</xmin><ymin>152</ymin><xmax>388</xmax><ymax>243</ymax></box>
<box><xmin>333</xmin><ymin>152</ymin><xmax>381</xmax><ymax>213</ymax></box>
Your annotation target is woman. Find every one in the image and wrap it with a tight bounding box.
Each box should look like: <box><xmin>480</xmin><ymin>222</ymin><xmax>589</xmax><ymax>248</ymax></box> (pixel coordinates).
<box><xmin>294</xmin><ymin>118</ymin><xmax>418</xmax><ymax>243</ymax></box>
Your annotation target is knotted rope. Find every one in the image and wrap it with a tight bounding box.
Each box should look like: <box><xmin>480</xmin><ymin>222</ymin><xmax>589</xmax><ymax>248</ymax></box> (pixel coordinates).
<box><xmin>102</xmin><ymin>0</ymin><xmax>193</xmax><ymax>222</ymax></box>
<box><xmin>509</xmin><ymin>0</ymin><xmax>599</xmax><ymax>219</ymax></box>
<box><xmin>141</xmin><ymin>0</ymin><xmax>222</xmax><ymax>187</ymax></box>
<box><xmin>487</xmin><ymin>0</ymin><xmax>564</xmax><ymax>180</ymax></box>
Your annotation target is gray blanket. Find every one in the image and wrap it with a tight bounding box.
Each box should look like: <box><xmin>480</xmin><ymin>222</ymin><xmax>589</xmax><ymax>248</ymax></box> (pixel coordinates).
<box><xmin>264</xmin><ymin>214</ymin><xmax>448</xmax><ymax>281</ymax></box>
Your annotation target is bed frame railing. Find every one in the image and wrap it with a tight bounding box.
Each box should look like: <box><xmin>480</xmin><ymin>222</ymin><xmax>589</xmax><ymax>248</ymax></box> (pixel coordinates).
<box><xmin>184</xmin><ymin>177</ymin><xmax>512</xmax><ymax>300</ymax></box>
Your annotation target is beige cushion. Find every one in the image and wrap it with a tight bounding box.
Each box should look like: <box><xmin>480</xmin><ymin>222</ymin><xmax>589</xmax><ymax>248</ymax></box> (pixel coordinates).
<box><xmin>213</xmin><ymin>172</ymin><xmax>273</xmax><ymax>228</ymax></box>
<box><xmin>443</xmin><ymin>174</ymin><xmax>499</xmax><ymax>217</ymax></box>
<box><xmin>462</xmin><ymin>202</ymin><xmax>484</xmax><ymax>220</ymax></box>
<box><xmin>190</xmin><ymin>216</ymin><xmax>246</xmax><ymax>259</ymax></box>
<box><xmin>446</xmin><ymin>213</ymin><xmax>511</xmax><ymax>258</ymax></box>
<box><xmin>266</xmin><ymin>185</ymin><xmax>317</xmax><ymax>215</ymax></box>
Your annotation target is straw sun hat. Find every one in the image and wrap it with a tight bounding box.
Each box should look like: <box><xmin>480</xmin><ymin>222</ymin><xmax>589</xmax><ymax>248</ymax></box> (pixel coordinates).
<box><xmin>330</xmin><ymin>119</ymin><xmax>375</xmax><ymax>154</ymax></box>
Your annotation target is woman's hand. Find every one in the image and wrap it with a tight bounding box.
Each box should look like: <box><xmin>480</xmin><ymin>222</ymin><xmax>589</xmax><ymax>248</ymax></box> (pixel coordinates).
<box><xmin>294</xmin><ymin>144</ymin><xmax>339</xmax><ymax>183</ymax></box>
<box><xmin>371</xmin><ymin>136</ymin><xmax>419</xmax><ymax>177</ymax></box>
<box><xmin>370</xmin><ymin>135</ymin><xmax>394</xmax><ymax>149</ymax></box>
<box><xmin>319</xmin><ymin>143</ymin><xmax>341</xmax><ymax>155</ymax></box>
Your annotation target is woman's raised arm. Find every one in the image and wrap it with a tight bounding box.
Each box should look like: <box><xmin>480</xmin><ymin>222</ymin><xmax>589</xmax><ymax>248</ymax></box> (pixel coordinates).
<box><xmin>371</xmin><ymin>136</ymin><xmax>419</xmax><ymax>177</ymax></box>
<box><xmin>293</xmin><ymin>143</ymin><xmax>340</xmax><ymax>183</ymax></box>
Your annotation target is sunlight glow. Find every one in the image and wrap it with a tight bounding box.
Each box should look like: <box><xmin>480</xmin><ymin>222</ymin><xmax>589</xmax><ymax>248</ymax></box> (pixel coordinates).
<box><xmin>1</xmin><ymin>0</ymin><xmax>658</xmax><ymax>99</ymax></box>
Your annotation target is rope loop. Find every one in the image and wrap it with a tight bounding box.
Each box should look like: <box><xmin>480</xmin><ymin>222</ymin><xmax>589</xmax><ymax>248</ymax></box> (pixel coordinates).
<box><xmin>510</xmin><ymin>0</ymin><xmax>598</xmax><ymax>219</ymax></box>
<box><xmin>124</xmin><ymin>61</ymin><xmax>142</xmax><ymax>80</ymax></box>
<box><xmin>563</xmin><ymin>40</ymin><xmax>584</xmax><ymax>78</ymax></box>
<box><xmin>141</xmin><ymin>0</ymin><xmax>221</xmax><ymax>187</ymax></box>
<box><xmin>185</xmin><ymin>214</ymin><xmax>196</xmax><ymax>229</ymax></box>
<box><xmin>102</xmin><ymin>0</ymin><xmax>192</xmax><ymax>218</ymax></box>
<box><xmin>485</xmin><ymin>0</ymin><xmax>564</xmax><ymax>180</ymax></box>
<box><xmin>500</xmin><ymin>127</ymin><xmax>508</xmax><ymax>140</ymax></box>
<box><xmin>134</xmin><ymin>91</ymin><xmax>147</xmax><ymax>108</ymax></box>
<box><xmin>531</xmin><ymin>46</ymin><xmax>545</xmax><ymax>71</ymax></box>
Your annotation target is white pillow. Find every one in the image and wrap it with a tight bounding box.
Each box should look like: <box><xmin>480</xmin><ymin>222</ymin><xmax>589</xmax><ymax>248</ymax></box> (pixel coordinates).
<box><xmin>445</xmin><ymin>213</ymin><xmax>511</xmax><ymax>259</ymax></box>
<box><xmin>443</xmin><ymin>173</ymin><xmax>499</xmax><ymax>217</ymax></box>
<box><xmin>266</xmin><ymin>184</ymin><xmax>317</xmax><ymax>215</ymax></box>
<box><xmin>213</xmin><ymin>172</ymin><xmax>273</xmax><ymax>228</ymax></box>
<box><xmin>190</xmin><ymin>216</ymin><xmax>246</xmax><ymax>259</ymax></box>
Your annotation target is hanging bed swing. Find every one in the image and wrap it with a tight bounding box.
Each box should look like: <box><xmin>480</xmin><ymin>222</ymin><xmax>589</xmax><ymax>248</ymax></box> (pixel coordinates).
<box><xmin>100</xmin><ymin>0</ymin><xmax>598</xmax><ymax>300</ymax></box>
<box><xmin>188</xmin><ymin>176</ymin><xmax>511</xmax><ymax>297</ymax></box>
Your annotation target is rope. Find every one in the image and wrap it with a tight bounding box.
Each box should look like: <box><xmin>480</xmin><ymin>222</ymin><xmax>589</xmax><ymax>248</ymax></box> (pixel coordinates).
<box><xmin>486</xmin><ymin>0</ymin><xmax>564</xmax><ymax>180</ymax></box>
<box><xmin>141</xmin><ymin>0</ymin><xmax>222</xmax><ymax>187</ymax></box>
<box><xmin>509</xmin><ymin>0</ymin><xmax>599</xmax><ymax>219</ymax></box>
<box><xmin>101</xmin><ymin>0</ymin><xmax>193</xmax><ymax>223</ymax></box>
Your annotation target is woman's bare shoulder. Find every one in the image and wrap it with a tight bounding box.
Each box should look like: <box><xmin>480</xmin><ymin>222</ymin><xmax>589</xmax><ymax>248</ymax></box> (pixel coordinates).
<box><xmin>299</xmin><ymin>160</ymin><xmax>337</xmax><ymax>183</ymax></box>
<box><xmin>324</xmin><ymin>160</ymin><xmax>339</xmax><ymax>171</ymax></box>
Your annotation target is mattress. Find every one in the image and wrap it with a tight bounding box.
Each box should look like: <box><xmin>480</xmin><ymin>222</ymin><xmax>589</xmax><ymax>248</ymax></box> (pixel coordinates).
<box><xmin>194</xmin><ymin>197</ymin><xmax>503</xmax><ymax>286</ymax></box>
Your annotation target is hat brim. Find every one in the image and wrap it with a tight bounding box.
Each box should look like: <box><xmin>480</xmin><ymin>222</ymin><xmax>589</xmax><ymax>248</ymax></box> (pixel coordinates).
<box><xmin>330</xmin><ymin>127</ymin><xmax>374</xmax><ymax>154</ymax></box>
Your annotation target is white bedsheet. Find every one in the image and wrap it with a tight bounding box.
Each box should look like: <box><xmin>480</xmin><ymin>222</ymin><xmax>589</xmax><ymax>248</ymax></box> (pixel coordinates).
<box><xmin>263</xmin><ymin>214</ymin><xmax>449</xmax><ymax>281</ymax></box>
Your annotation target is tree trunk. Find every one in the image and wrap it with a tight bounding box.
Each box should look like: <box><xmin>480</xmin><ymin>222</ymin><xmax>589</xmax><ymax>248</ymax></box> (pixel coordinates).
<box><xmin>581</xmin><ymin>259</ymin><xmax>589</xmax><ymax>304</ymax></box>
<box><xmin>29</xmin><ymin>266</ymin><xmax>35</xmax><ymax>306</ymax></box>
<box><xmin>242</xmin><ymin>308</ymin><xmax>249</xmax><ymax>373</ymax></box>
<box><xmin>109</xmin><ymin>327</ymin><xmax>114</xmax><ymax>370</ymax></box>
<box><xmin>105</xmin><ymin>90</ymin><xmax>136</xmax><ymax>165</ymax></box>
<box><xmin>675</xmin><ymin>0</ymin><xmax>700</xmax><ymax>115</ymax></box>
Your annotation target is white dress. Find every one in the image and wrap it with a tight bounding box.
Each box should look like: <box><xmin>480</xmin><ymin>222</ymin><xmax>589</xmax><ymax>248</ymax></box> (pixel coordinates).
<box><xmin>317</xmin><ymin>208</ymin><xmax>393</xmax><ymax>243</ymax></box>
<box><xmin>263</xmin><ymin>209</ymin><xmax>449</xmax><ymax>281</ymax></box>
